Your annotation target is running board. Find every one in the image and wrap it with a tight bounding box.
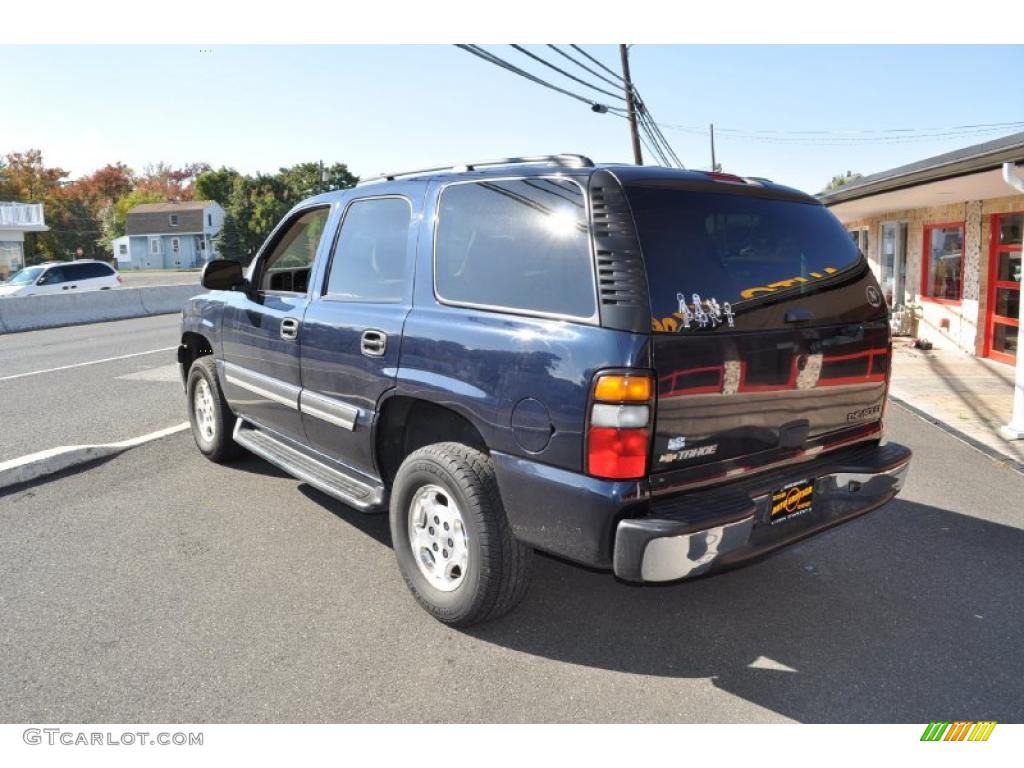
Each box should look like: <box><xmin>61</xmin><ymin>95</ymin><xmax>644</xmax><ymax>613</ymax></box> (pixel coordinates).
<box><xmin>233</xmin><ymin>420</ymin><xmax>385</xmax><ymax>511</ymax></box>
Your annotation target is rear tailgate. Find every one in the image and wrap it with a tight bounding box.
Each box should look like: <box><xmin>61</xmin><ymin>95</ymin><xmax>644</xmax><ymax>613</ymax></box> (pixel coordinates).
<box><xmin>624</xmin><ymin>181</ymin><xmax>890</xmax><ymax>491</ymax></box>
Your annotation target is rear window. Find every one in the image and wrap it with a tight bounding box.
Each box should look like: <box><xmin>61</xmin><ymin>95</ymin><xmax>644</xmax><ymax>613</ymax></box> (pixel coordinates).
<box><xmin>626</xmin><ymin>188</ymin><xmax>863</xmax><ymax>330</ymax></box>
<box><xmin>435</xmin><ymin>178</ymin><xmax>596</xmax><ymax>320</ymax></box>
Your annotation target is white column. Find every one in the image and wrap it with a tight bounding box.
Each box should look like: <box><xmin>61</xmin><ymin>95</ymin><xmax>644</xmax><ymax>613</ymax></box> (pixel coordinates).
<box><xmin>999</xmin><ymin>162</ymin><xmax>1024</xmax><ymax>440</ymax></box>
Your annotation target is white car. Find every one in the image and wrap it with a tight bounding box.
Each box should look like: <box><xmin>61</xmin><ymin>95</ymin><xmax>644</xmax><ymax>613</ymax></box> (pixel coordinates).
<box><xmin>0</xmin><ymin>260</ymin><xmax>123</xmax><ymax>298</ymax></box>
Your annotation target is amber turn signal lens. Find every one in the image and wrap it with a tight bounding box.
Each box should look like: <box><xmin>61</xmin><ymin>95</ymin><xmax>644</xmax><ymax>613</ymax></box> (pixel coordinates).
<box><xmin>593</xmin><ymin>374</ymin><xmax>652</xmax><ymax>402</ymax></box>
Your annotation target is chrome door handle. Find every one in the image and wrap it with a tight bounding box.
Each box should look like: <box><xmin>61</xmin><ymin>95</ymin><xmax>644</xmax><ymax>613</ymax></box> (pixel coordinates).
<box><xmin>280</xmin><ymin>317</ymin><xmax>300</xmax><ymax>340</ymax></box>
<box><xmin>361</xmin><ymin>329</ymin><xmax>387</xmax><ymax>357</ymax></box>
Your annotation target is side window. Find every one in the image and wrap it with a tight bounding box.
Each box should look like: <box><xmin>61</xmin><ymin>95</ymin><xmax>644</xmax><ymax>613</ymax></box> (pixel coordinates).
<box><xmin>65</xmin><ymin>264</ymin><xmax>93</xmax><ymax>281</ymax></box>
<box><xmin>434</xmin><ymin>178</ymin><xmax>595</xmax><ymax>319</ymax></box>
<box><xmin>39</xmin><ymin>266</ymin><xmax>65</xmax><ymax>285</ymax></box>
<box><xmin>79</xmin><ymin>262</ymin><xmax>113</xmax><ymax>279</ymax></box>
<box><xmin>326</xmin><ymin>198</ymin><xmax>411</xmax><ymax>302</ymax></box>
<box><xmin>259</xmin><ymin>207</ymin><xmax>330</xmax><ymax>294</ymax></box>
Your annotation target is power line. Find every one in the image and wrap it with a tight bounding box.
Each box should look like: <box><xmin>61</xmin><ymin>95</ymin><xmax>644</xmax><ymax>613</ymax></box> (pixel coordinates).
<box><xmin>455</xmin><ymin>44</ymin><xmax>614</xmax><ymax>111</ymax></box>
<box><xmin>663</xmin><ymin>123</ymin><xmax>1024</xmax><ymax>145</ymax></box>
<box><xmin>667</xmin><ymin>119</ymin><xmax>1024</xmax><ymax>136</ymax></box>
<box><xmin>635</xmin><ymin>94</ymin><xmax>683</xmax><ymax>167</ymax></box>
<box><xmin>657</xmin><ymin>120</ymin><xmax>1024</xmax><ymax>146</ymax></box>
<box><xmin>569</xmin><ymin>45</ymin><xmax>626</xmax><ymax>85</ymax></box>
<box><xmin>509</xmin><ymin>45</ymin><xmax>626</xmax><ymax>102</ymax></box>
<box><xmin>546</xmin><ymin>45</ymin><xmax>625</xmax><ymax>90</ymax></box>
<box><xmin>635</xmin><ymin>108</ymin><xmax>672</xmax><ymax>166</ymax></box>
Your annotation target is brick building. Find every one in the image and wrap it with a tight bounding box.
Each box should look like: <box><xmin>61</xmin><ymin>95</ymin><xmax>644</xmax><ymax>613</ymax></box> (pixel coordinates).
<box><xmin>821</xmin><ymin>132</ymin><xmax>1024</xmax><ymax>368</ymax></box>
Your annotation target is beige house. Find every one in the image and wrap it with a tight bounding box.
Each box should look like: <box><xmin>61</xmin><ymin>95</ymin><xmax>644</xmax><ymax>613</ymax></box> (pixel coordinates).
<box><xmin>821</xmin><ymin>132</ymin><xmax>1023</xmax><ymax>368</ymax></box>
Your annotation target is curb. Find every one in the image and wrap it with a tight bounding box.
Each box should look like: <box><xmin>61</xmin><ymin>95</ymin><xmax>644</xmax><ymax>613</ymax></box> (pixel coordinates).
<box><xmin>0</xmin><ymin>422</ymin><xmax>190</xmax><ymax>492</ymax></box>
<box><xmin>889</xmin><ymin>396</ymin><xmax>1024</xmax><ymax>475</ymax></box>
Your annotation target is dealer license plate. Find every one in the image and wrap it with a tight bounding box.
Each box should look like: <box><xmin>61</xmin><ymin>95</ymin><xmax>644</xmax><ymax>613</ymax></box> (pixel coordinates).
<box><xmin>769</xmin><ymin>478</ymin><xmax>815</xmax><ymax>525</ymax></box>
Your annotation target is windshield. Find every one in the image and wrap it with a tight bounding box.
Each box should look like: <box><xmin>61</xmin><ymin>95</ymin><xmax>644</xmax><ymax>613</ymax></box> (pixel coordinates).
<box><xmin>625</xmin><ymin>187</ymin><xmax>864</xmax><ymax>330</ymax></box>
<box><xmin>6</xmin><ymin>266</ymin><xmax>45</xmax><ymax>285</ymax></box>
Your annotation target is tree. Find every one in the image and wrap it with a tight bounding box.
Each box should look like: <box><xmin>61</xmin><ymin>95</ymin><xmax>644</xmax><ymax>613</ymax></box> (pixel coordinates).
<box><xmin>76</xmin><ymin>163</ymin><xmax>134</xmax><ymax>210</ymax></box>
<box><xmin>2</xmin><ymin>149</ymin><xmax>68</xmax><ymax>201</ymax></box>
<box><xmin>195</xmin><ymin>166</ymin><xmax>241</xmax><ymax>207</ymax></box>
<box><xmin>213</xmin><ymin>213</ymin><xmax>245</xmax><ymax>262</ymax></box>
<box><xmin>277</xmin><ymin>161</ymin><xmax>358</xmax><ymax>199</ymax></box>
<box><xmin>135</xmin><ymin>161</ymin><xmax>211</xmax><ymax>201</ymax></box>
<box><xmin>823</xmin><ymin>170</ymin><xmax>863</xmax><ymax>193</ymax></box>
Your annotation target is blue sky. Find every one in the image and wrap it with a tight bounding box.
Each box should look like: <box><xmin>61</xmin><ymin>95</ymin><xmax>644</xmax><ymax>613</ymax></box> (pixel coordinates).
<box><xmin>2</xmin><ymin>44</ymin><xmax>1021</xmax><ymax>194</ymax></box>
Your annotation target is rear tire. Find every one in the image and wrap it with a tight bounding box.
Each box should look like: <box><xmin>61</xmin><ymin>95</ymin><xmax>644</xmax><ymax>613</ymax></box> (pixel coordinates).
<box><xmin>187</xmin><ymin>356</ymin><xmax>244</xmax><ymax>463</ymax></box>
<box><xmin>389</xmin><ymin>442</ymin><xmax>532</xmax><ymax>626</ymax></box>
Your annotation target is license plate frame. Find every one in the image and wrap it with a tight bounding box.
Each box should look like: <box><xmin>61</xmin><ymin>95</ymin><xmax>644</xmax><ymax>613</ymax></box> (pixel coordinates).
<box><xmin>769</xmin><ymin>478</ymin><xmax>815</xmax><ymax>525</ymax></box>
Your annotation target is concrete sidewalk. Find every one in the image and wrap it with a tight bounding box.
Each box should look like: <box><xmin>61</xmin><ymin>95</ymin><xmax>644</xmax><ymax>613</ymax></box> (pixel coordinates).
<box><xmin>888</xmin><ymin>340</ymin><xmax>1024</xmax><ymax>467</ymax></box>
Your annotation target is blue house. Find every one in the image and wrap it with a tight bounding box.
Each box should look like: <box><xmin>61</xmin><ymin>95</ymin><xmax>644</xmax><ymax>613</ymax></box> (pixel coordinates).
<box><xmin>120</xmin><ymin>200</ymin><xmax>225</xmax><ymax>269</ymax></box>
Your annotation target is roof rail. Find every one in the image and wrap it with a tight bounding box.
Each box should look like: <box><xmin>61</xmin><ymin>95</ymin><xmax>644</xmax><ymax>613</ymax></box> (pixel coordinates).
<box><xmin>357</xmin><ymin>154</ymin><xmax>595</xmax><ymax>186</ymax></box>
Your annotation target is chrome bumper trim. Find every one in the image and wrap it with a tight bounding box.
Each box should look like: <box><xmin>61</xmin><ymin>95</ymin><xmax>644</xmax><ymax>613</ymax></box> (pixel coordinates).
<box><xmin>621</xmin><ymin>459</ymin><xmax>911</xmax><ymax>583</ymax></box>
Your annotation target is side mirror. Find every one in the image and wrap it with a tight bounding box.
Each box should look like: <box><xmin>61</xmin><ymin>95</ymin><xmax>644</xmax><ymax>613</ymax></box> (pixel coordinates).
<box><xmin>201</xmin><ymin>259</ymin><xmax>246</xmax><ymax>291</ymax></box>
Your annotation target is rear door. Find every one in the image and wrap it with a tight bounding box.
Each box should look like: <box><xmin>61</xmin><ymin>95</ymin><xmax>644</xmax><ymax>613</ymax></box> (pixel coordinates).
<box><xmin>298</xmin><ymin>194</ymin><xmax>417</xmax><ymax>478</ymax></box>
<box><xmin>624</xmin><ymin>182</ymin><xmax>890</xmax><ymax>489</ymax></box>
<box><xmin>73</xmin><ymin>262</ymin><xmax>116</xmax><ymax>290</ymax></box>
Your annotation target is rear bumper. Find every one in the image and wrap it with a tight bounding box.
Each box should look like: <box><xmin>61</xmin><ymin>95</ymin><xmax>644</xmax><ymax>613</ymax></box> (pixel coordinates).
<box><xmin>613</xmin><ymin>441</ymin><xmax>912</xmax><ymax>582</ymax></box>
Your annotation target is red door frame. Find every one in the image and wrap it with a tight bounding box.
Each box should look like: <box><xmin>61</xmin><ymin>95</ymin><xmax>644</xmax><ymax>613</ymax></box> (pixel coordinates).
<box><xmin>984</xmin><ymin>212</ymin><xmax>1022</xmax><ymax>365</ymax></box>
<box><xmin>920</xmin><ymin>221</ymin><xmax>966</xmax><ymax>305</ymax></box>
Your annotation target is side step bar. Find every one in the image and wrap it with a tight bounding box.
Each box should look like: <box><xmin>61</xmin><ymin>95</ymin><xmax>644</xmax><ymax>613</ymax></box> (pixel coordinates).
<box><xmin>233</xmin><ymin>420</ymin><xmax>385</xmax><ymax>511</ymax></box>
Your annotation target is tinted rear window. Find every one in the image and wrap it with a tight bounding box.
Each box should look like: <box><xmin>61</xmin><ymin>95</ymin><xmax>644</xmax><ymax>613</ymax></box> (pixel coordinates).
<box><xmin>626</xmin><ymin>188</ymin><xmax>862</xmax><ymax>330</ymax></box>
<box><xmin>435</xmin><ymin>179</ymin><xmax>595</xmax><ymax>319</ymax></box>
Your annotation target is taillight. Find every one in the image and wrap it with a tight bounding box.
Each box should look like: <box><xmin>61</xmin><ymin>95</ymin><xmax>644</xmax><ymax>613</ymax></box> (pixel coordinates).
<box><xmin>116</xmin><ymin>275</ymin><xmax>124</xmax><ymax>284</ymax></box>
<box><xmin>586</xmin><ymin>372</ymin><xmax>653</xmax><ymax>480</ymax></box>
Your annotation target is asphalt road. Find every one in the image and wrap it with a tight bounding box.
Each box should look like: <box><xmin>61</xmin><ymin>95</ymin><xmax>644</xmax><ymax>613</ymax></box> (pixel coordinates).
<box><xmin>0</xmin><ymin>314</ymin><xmax>184</xmax><ymax>462</ymax></box>
<box><xmin>0</xmin><ymin>393</ymin><xmax>1021</xmax><ymax>722</ymax></box>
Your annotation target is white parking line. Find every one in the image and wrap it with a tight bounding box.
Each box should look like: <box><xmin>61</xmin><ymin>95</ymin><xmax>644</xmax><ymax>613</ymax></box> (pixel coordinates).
<box><xmin>0</xmin><ymin>422</ymin><xmax>190</xmax><ymax>490</ymax></box>
<box><xmin>0</xmin><ymin>346</ymin><xmax>177</xmax><ymax>382</ymax></box>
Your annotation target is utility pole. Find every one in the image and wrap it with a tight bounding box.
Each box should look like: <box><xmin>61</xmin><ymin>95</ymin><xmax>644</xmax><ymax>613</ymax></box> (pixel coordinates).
<box><xmin>710</xmin><ymin>123</ymin><xmax>717</xmax><ymax>171</ymax></box>
<box><xmin>619</xmin><ymin>44</ymin><xmax>643</xmax><ymax>166</ymax></box>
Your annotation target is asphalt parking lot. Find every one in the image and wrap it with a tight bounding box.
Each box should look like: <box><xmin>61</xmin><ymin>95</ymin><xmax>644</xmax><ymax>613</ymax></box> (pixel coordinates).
<box><xmin>0</xmin><ymin>318</ymin><xmax>1022</xmax><ymax>723</ymax></box>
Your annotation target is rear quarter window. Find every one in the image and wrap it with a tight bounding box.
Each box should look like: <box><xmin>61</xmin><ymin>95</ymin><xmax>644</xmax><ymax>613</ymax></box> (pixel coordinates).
<box><xmin>625</xmin><ymin>187</ymin><xmax>864</xmax><ymax>331</ymax></box>
<box><xmin>434</xmin><ymin>178</ymin><xmax>596</xmax><ymax>320</ymax></box>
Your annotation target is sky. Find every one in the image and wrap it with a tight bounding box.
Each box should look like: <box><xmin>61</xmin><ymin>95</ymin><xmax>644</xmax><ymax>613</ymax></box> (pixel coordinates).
<box><xmin>1</xmin><ymin>44</ymin><xmax>1022</xmax><ymax>195</ymax></box>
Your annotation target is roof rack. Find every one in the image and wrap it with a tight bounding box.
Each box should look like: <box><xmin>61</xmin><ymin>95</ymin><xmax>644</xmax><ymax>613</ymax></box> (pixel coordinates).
<box><xmin>357</xmin><ymin>154</ymin><xmax>595</xmax><ymax>186</ymax></box>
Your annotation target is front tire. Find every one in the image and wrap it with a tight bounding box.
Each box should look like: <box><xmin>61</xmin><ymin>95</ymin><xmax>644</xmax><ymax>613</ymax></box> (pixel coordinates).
<box><xmin>389</xmin><ymin>442</ymin><xmax>532</xmax><ymax>626</ymax></box>
<box><xmin>187</xmin><ymin>356</ymin><xmax>244</xmax><ymax>463</ymax></box>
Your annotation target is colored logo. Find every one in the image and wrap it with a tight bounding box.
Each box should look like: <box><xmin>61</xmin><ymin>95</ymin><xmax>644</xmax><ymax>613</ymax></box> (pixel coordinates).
<box><xmin>920</xmin><ymin>721</ymin><xmax>997</xmax><ymax>742</ymax></box>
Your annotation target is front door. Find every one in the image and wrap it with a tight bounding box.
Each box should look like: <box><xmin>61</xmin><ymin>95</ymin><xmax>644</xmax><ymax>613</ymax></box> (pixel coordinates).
<box><xmin>880</xmin><ymin>221</ymin><xmax>908</xmax><ymax>307</ymax></box>
<box><xmin>299</xmin><ymin>194</ymin><xmax>416</xmax><ymax>479</ymax></box>
<box><xmin>220</xmin><ymin>205</ymin><xmax>332</xmax><ymax>442</ymax></box>
<box><xmin>986</xmin><ymin>212</ymin><xmax>1022</xmax><ymax>365</ymax></box>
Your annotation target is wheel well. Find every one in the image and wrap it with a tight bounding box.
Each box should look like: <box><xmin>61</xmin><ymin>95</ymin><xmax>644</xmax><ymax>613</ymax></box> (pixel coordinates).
<box><xmin>376</xmin><ymin>397</ymin><xmax>488</xmax><ymax>485</ymax></box>
<box><xmin>179</xmin><ymin>332</ymin><xmax>214</xmax><ymax>379</ymax></box>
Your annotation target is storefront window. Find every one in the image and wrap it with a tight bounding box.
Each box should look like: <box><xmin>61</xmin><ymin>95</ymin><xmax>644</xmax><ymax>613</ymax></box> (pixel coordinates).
<box><xmin>993</xmin><ymin>324</ymin><xmax>1018</xmax><ymax>358</ymax></box>
<box><xmin>922</xmin><ymin>223</ymin><xmax>964</xmax><ymax>301</ymax></box>
<box><xmin>998</xmin><ymin>213</ymin><xmax>1023</xmax><ymax>246</ymax></box>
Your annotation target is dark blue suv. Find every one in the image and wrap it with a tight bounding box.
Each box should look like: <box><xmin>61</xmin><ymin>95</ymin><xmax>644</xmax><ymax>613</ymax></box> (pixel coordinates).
<box><xmin>178</xmin><ymin>154</ymin><xmax>911</xmax><ymax>625</ymax></box>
